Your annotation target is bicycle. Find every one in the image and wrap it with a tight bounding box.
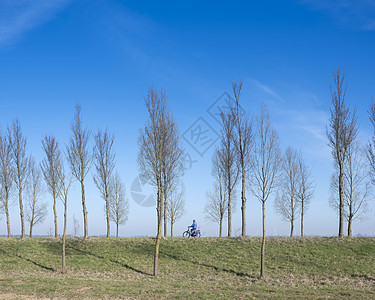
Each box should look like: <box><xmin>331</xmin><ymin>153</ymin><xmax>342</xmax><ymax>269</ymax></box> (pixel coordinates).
<box><xmin>182</xmin><ymin>226</ymin><xmax>201</xmax><ymax>238</ymax></box>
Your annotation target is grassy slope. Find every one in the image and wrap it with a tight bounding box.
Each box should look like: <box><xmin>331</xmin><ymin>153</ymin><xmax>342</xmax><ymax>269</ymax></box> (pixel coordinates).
<box><xmin>0</xmin><ymin>237</ymin><xmax>374</xmax><ymax>299</ymax></box>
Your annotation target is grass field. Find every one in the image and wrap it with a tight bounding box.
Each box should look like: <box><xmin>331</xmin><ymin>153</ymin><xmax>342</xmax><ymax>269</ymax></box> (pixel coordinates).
<box><xmin>0</xmin><ymin>237</ymin><xmax>374</xmax><ymax>299</ymax></box>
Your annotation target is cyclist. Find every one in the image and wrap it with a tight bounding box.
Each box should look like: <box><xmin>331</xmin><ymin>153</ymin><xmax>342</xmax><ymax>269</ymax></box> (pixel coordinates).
<box><xmin>189</xmin><ymin>219</ymin><xmax>197</xmax><ymax>236</ymax></box>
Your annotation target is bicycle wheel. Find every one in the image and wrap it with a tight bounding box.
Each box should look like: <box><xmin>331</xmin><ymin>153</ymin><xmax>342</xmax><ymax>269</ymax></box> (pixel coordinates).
<box><xmin>196</xmin><ymin>231</ymin><xmax>201</xmax><ymax>238</ymax></box>
<box><xmin>182</xmin><ymin>231</ymin><xmax>190</xmax><ymax>238</ymax></box>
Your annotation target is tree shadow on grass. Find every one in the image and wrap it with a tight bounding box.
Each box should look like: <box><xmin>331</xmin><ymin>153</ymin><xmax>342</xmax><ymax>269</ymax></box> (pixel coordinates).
<box><xmin>0</xmin><ymin>249</ymin><xmax>55</xmax><ymax>272</ymax></box>
<box><xmin>161</xmin><ymin>251</ymin><xmax>256</xmax><ymax>279</ymax></box>
<box><xmin>66</xmin><ymin>244</ymin><xmax>151</xmax><ymax>276</ymax></box>
<box><xmin>351</xmin><ymin>274</ymin><xmax>375</xmax><ymax>282</ymax></box>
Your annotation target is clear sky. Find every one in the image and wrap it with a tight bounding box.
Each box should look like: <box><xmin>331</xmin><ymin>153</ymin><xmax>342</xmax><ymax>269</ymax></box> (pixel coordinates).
<box><xmin>0</xmin><ymin>0</ymin><xmax>374</xmax><ymax>237</ymax></box>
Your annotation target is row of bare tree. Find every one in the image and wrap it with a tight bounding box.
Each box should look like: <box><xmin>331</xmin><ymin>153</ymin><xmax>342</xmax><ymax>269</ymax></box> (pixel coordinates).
<box><xmin>0</xmin><ymin>120</ymin><xmax>40</xmax><ymax>239</ymax></box>
<box><xmin>204</xmin><ymin>70</ymin><xmax>375</xmax><ymax>278</ymax></box>
<box><xmin>204</xmin><ymin>81</ymin><xmax>288</xmax><ymax>278</ymax></box>
<box><xmin>327</xmin><ymin>69</ymin><xmax>374</xmax><ymax>238</ymax></box>
<box><xmin>0</xmin><ymin>105</ymin><xmax>129</xmax><ymax>272</ymax></box>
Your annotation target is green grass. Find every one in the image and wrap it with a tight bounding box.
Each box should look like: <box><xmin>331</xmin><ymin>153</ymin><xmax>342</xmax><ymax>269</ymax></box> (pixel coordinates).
<box><xmin>0</xmin><ymin>237</ymin><xmax>374</xmax><ymax>299</ymax></box>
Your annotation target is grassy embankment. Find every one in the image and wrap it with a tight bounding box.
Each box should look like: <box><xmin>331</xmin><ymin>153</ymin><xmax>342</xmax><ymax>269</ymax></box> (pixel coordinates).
<box><xmin>0</xmin><ymin>237</ymin><xmax>374</xmax><ymax>299</ymax></box>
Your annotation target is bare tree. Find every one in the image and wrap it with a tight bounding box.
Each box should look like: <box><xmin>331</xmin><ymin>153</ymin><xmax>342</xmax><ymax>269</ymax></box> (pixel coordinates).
<box><xmin>330</xmin><ymin>142</ymin><xmax>370</xmax><ymax>237</ymax></box>
<box><xmin>297</xmin><ymin>155</ymin><xmax>314</xmax><ymax>237</ymax></box>
<box><xmin>41</xmin><ymin>135</ymin><xmax>61</xmax><ymax>238</ymax></box>
<box><xmin>93</xmin><ymin>128</ymin><xmax>115</xmax><ymax>238</ymax></box>
<box><xmin>166</xmin><ymin>182</ymin><xmax>185</xmax><ymax>238</ymax></box>
<box><xmin>249</xmin><ymin>103</ymin><xmax>281</xmax><ymax>278</ymax></box>
<box><xmin>138</xmin><ymin>87</ymin><xmax>179</xmax><ymax>276</ymax></box>
<box><xmin>25</xmin><ymin>157</ymin><xmax>47</xmax><ymax>238</ymax></box>
<box><xmin>231</xmin><ymin>80</ymin><xmax>252</xmax><ymax>237</ymax></box>
<box><xmin>66</xmin><ymin>104</ymin><xmax>92</xmax><ymax>239</ymax></box>
<box><xmin>0</xmin><ymin>132</ymin><xmax>14</xmax><ymax>238</ymax></box>
<box><xmin>326</xmin><ymin>69</ymin><xmax>359</xmax><ymax>238</ymax></box>
<box><xmin>219</xmin><ymin>109</ymin><xmax>239</xmax><ymax>237</ymax></box>
<box><xmin>161</xmin><ymin>117</ymin><xmax>184</xmax><ymax>238</ymax></box>
<box><xmin>9</xmin><ymin>119</ymin><xmax>29</xmax><ymax>239</ymax></box>
<box><xmin>204</xmin><ymin>148</ymin><xmax>228</xmax><ymax>238</ymax></box>
<box><xmin>367</xmin><ymin>100</ymin><xmax>375</xmax><ymax>185</ymax></box>
<box><xmin>275</xmin><ymin>147</ymin><xmax>300</xmax><ymax>238</ymax></box>
<box><xmin>56</xmin><ymin>157</ymin><xmax>72</xmax><ymax>274</ymax></box>
<box><xmin>109</xmin><ymin>172</ymin><xmax>129</xmax><ymax>238</ymax></box>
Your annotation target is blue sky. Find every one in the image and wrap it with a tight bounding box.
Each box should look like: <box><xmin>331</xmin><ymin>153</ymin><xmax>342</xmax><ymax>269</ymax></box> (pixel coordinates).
<box><xmin>0</xmin><ymin>0</ymin><xmax>375</xmax><ymax>237</ymax></box>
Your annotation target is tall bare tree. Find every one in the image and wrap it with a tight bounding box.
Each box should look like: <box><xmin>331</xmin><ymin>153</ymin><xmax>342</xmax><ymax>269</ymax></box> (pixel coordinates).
<box><xmin>9</xmin><ymin>119</ymin><xmax>30</xmax><ymax>239</ymax></box>
<box><xmin>161</xmin><ymin>118</ymin><xmax>184</xmax><ymax>238</ymax></box>
<box><xmin>25</xmin><ymin>157</ymin><xmax>47</xmax><ymax>238</ymax></box>
<box><xmin>56</xmin><ymin>156</ymin><xmax>72</xmax><ymax>274</ymax></box>
<box><xmin>166</xmin><ymin>182</ymin><xmax>185</xmax><ymax>238</ymax></box>
<box><xmin>249</xmin><ymin>103</ymin><xmax>281</xmax><ymax>278</ymax></box>
<box><xmin>109</xmin><ymin>172</ymin><xmax>129</xmax><ymax>238</ymax></box>
<box><xmin>326</xmin><ymin>69</ymin><xmax>358</xmax><ymax>238</ymax></box>
<box><xmin>297</xmin><ymin>155</ymin><xmax>314</xmax><ymax>237</ymax></box>
<box><xmin>219</xmin><ymin>109</ymin><xmax>239</xmax><ymax>237</ymax></box>
<box><xmin>330</xmin><ymin>142</ymin><xmax>370</xmax><ymax>237</ymax></box>
<box><xmin>204</xmin><ymin>148</ymin><xmax>228</xmax><ymax>238</ymax></box>
<box><xmin>231</xmin><ymin>80</ymin><xmax>252</xmax><ymax>237</ymax></box>
<box><xmin>41</xmin><ymin>135</ymin><xmax>61</xmax><ymax>238</ymax></box>
<box><xmin>66</xmin><ymin>104</ymin><xmax>92</xmax><ymax>239</ymax></box>
<box><xmin>138</xmin><ymin>87</ymin><xmax>180</xmax><ymax>276</ymax></box>
<box><xmin>93</xmin><ymin>128</ymin><xmax>115</xmax><ymax>238</ymax></box>
<box><xmin>275</xmin><ymin>147</ymin><xmax>300</xmax><ymax>238</ymax></box>
<box><xmin>0</xmin><ymin>132</ymin><xmax>14</xmax><ymax>238</ymax></box>
<box><xmin>367</xmin><ymin>100</ymin><xmax>375</xmax><ymax>185</ymax></box>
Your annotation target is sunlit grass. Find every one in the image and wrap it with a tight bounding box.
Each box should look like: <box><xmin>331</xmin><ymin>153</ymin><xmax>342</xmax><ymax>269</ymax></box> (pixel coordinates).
<box><xmin>0</xmin><ymin>237</ymin><xmax>374</xmax><ymax>299</ymax></box>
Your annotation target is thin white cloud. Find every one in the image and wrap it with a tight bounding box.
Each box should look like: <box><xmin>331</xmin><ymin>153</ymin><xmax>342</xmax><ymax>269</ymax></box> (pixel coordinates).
<box><xmin>0</xmin><ymin>0</ymin><xmax>71</xmax><ymax>48</ymax></box>
<box><xmin>249</xmin><ymin>78</ymin><xmax>285</xmax><ymax>103</ymax></box>
<box><xmin>302</xmin><ymin>0</ymin><xmax>375</xmax><ymax>31</ymax></box>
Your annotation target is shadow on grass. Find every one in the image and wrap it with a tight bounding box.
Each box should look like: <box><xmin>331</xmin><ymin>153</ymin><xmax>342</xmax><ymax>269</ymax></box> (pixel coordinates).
<box><xmin>0</xmin><ymin>249</ymin><xmax>56</xmax><ymax>272</ymax></box>
<box><xmin>14</xmin><ymin>253</ymin><xmax>56</xmax><ymax>272</ymax></box>
<box><xmin>351</xmin><ymin>274</ymin><xmax>375</xmax><ymax>282</ymax></box>
<box><xmin>66</xmin><ymin>244</ymin><xmax>151</xmax><ymax>276</ymax></box>
<box><xmin>162</xmin><ymin>251</ymin><xmax>255</xmax><ymax>279</ymax></box>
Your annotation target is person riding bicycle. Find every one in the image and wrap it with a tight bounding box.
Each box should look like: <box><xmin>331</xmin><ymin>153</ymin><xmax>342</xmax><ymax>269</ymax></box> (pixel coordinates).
<box><xmin>189</xmin><ymin>220</ymin><xmax>197</xmax><ymax>236</ymax></box>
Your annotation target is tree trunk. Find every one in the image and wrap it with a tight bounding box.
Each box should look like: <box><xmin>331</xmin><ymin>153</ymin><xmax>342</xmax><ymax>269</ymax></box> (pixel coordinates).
<box><xmin>348</xmin><ymin>215</ymin><xmax>352</xmax><ymax>237</ymax></box>
<box><xmin>106</xmin><ymin>192</ymin><xmax>110</xmax><ymax>238</ymax></box>
<box><xmin>290</xmin><ymin>220</ymin><xmax>294</xmax><ymax>238</ymax></box>
<box><xmin>53</xmin><ymin>192</ymin><xmax>58</xmax><ymax>238</ymax></box>
<box><xmin>241</xmin><ymin>168</ymin><xmax>246</xmax><ymax>237</ymax></box>
<box><xmin>154</xmin><ymin>187</ymin><xmax>163</xmax><ymax>277</ymax></box>
<box><xmin>260</xmin><ymin>201</ymin><xmax>266</xmax><ymax>278</ymax></box>
<box><xmin>19</xmin><ymin>188</ymin><xmax>25</xmax><ymax>239</ymax></box>
<box><xmin>116</xmin><ymin>222</ymin><xmax>119</xmax><ymax>238</ymax></box>
<box><xmin>228</xmin><ymin>187</ymin><xmax>232</xmax><ymax>237</ymax></box>
<box><xmin>163</xmin><ymin>189</ymin><xmax>167</xmax><ymax>238</ymax></box>
<box><xmin>170</xmin><ymin>219</ymin><xmax>174</xmax><ymax>238</ymax></box>
<box><xmin>81</xmin><ymin>180</ymin><xmax>88</xmax><ymax>239</ymax></box>
<box><xmin>62</xmin><ymin>198</ymin><xmax>67</xmax><ymax>274</ymax></box>
<box><xmin>219</xmin><ymin>216</ymin><xmax>223</xmax><ymax>238</ymax></box>
<box><xmin>301</xmin><ymin>201</ymin><xmax>304</xmax><ymax>237</ymax></box>
<box><xmin>5</xmin><ymin>189</ymin><xmax>11</xmax><ymax>238</ymax></box>
<box><xmin>30</xmin><ymin>197</ymin><xmax>35</xmax><ymax>238</ymax></box>
<box><xmin>338</xmin><ymin>163</ymin><xmax>344</xmax><ymax>238</ymax></box>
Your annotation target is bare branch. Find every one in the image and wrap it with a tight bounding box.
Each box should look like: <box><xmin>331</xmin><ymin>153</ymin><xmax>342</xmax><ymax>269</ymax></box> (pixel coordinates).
<box><xmin>109</xmin><ymin>172</ymin><xmax>129</xmax><ymax>238</ymax></box>
<box><xmin>41</xmin><ymin>134</ymin><xmax>61</xmax><ymax>238</ymax></box>
<box><xmin>66</xmin><ymin>103</ymin><xmax>92</xmax><ymax>238</ymax></box>
<box><xmin>93</xmin><ymin>128</ymin><xmax>115</xmax><ymax>238</ymax></box>
<box><xmin>25</xmin><ymin>157</ymin><xmax>47</xmax><ymax>238</ymax></box>
<box><xmin>326</xmin><ymin>69</ymin><xmax>359</xmax><ymax>237</ymax></box>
